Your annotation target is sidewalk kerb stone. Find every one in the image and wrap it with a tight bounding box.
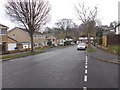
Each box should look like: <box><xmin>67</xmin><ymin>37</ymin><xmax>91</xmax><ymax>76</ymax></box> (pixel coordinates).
<box><xmin>85</xmin><ymin>52</ymin><xmax>120</xmax><ymax>64</ymax></box>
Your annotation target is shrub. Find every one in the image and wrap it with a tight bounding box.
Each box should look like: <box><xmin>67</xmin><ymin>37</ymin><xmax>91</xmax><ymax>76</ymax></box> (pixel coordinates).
<box><xmin>98</xmin><ymin>37</ymin><xmax>102</xmax><ymax>45</ymax></box>
<box><xmin>2</xmin><ymin>51</ymin><xmax>10</xmax><ymax>55</ymax></box>
<box><xmin>47</xmin><ymin>41</ymin><xmax>52</xmax><ymax>46</ymax></box>
<box><xmin>64</xmin><ymin>41</ymin><xmax>71</xmax><ymax>46</ymax></box>
<box><xmin>87</xmin><ymin>47</ymin><xmax>95</xmax><ymax>52</ymax></box>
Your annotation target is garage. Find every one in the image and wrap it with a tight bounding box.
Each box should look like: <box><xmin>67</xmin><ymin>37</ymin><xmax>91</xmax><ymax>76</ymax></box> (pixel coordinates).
<box><xmin>8</xmin><ymin>43</ymin><xmax>16</xmax><ymax>51</ymax></box>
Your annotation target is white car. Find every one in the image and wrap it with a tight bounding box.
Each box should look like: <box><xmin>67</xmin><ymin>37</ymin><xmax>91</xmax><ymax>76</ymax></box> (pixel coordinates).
<box><xmin>59</xmin><ymin>42</ymin><xmax>64</xmax><ymax>46</ymax></box>
<box><xmin>77</xmin><ymin>43</ymin><xmax>87</xmax><ymax>50</ymax></box>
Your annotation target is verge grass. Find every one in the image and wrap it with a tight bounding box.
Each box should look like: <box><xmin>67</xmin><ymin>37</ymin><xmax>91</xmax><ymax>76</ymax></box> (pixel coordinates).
<box><xmin>2</xmin><ymin>51</ymin><xmax>44</xmax><ymax>59</ymax></box>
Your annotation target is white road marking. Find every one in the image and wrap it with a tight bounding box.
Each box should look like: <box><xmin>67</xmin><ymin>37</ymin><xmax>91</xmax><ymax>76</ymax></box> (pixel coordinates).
<box><xmin>83</xmin><ymin>87</ymin><xmax>87</xmax><ymax>90</ymax></box>
<box><xmin>85</xmin><ymin>62</ymin><xmax>87</xmax><ymax>65</ymax></box>
<box><xmin>85</xmin><ymin>69</ymin><xmax>87</xmax><ymax>74</ymax></box>
<box><xmin>84</xmin><ymin>75</ymin><xmax>87</xmax><ymax>82</ymax></box>
<box><xmin>86</xmin><ymin>56</ymin><xmax>87</xmax><ymax>60</ymax></box>
<box><xmin>85</xmin><ymin>65</ymin><xmax>88</xmax><ymax>69</ymax></box>
<box><xmin>9</xmin><ymin>60</ymin><xmax>14</xmax><ymax>61</ymax></box>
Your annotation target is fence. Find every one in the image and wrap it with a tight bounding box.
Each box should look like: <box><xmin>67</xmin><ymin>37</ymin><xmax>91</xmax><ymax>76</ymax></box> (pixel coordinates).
<box><xmin>102</xmin><ymin>35</ymin><xmax>120</xmax><ymax>47</ymax></box>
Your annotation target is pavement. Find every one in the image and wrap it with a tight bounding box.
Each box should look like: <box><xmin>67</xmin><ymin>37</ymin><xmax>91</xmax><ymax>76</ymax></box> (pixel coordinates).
<box><xmin>86</xmin><ymin>46</ymin><xmax>120</xmax><ymax>64</ymax></box>
<box><xmin>2</xmin><ymin>45</ymin><xmax>118</xmax><ymax>88</ymax></box>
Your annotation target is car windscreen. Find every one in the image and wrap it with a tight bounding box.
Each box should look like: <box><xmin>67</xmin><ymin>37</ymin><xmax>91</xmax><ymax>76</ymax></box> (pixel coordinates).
<box><xmin>78</xmin><ymin>43</ymin><xmax>86</xmax><ymax>46</ymax></box>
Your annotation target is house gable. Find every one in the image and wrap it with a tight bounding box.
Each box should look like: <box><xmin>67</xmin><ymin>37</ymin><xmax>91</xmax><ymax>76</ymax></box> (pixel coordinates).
<box><xmin>7</xmin><ymin>36</ymin><xmax>18</xmax><ymax>43</ymax></box>
<box><xmin>8</xmin><ymin>27</ymin><xmax>30</xmax><ymax>43</ymax></box>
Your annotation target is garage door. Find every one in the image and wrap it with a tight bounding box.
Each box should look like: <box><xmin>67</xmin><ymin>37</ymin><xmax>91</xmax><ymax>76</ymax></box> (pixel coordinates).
<box><xmin>8</xmin><ymin>43</ymin><xmax>16</xmax><ymax>51</ymax></box>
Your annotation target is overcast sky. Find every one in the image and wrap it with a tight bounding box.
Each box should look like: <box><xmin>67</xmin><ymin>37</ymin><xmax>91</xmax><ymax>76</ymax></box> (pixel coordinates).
<box><xmin>0</xmin><ymin>0</ymin><xmax>119</xmax><ymax>29</ymax></box>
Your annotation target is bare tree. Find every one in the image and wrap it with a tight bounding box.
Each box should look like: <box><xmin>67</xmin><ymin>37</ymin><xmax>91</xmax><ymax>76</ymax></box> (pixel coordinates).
<box><xmin>5</xmin><ymin>0</ymin><xmax>51</xmax><ymax>52</ymax></box>
<box><xmin>74</xmin><ymin>2</ymin><xmax>98</xmax><ymax>47</ymax></box>
<box><xmin>55</xmin><ymin>18</ymin><xmax>74</xmax><ymax>39</ymax></box>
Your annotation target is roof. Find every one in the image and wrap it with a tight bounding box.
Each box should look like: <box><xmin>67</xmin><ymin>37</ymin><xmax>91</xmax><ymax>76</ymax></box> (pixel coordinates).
<box><xmin>0</xmin><ymin>24</ymin><xmax>9</xmax><ymax>29</ymax></box>
<box><xmin>7</xmin><ymin>36</ymin><xmax>18</xmax><ymax>43</ymax></box>
<box><xmin>106</xmin><ymin>32</ymin><xmax>116</xmax><ymax>36</ymax></box>
<box><xmin>8</xmin><ymin>27</ymin><xmax>43</xmax><ymax>34</ymax></box>
<box><xmin>46</xmin><ymin>36</ymin><xmax>56</xmax><ymax>39</ymax></box>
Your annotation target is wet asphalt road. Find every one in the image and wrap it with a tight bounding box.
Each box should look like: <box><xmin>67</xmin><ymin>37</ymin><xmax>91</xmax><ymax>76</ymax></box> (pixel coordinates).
<box><xmin>2</xmin><ymin>45</ymin><xmax>118</xmax><ymax>88</ymax></box>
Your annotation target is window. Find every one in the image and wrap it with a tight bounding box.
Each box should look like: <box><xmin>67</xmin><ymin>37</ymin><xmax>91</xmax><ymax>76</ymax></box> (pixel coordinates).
<box><xmin>34</xmin><ymin>35</ymin><xmax>37</xmax><ymax>38</ymax></box>
<box><xmin>13</xmin><ymin>34</ymin><xmax>16</xmax><ymax>37</ymax></box>
<box><xmin>39</xmin><ymin>35</ymin><xmax>42</xmax><ymax>38</ymax></box>
<box><xmin>0</xmin><ymin>29</ymin><xmax>6</xmax><ymax>35</ymax></box>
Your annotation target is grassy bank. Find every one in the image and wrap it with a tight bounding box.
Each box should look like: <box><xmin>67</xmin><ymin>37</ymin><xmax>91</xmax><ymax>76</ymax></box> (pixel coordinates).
<box><xmin>107</xmin><ymin>45</ymin><xmax>120</xmax><ymax>54</ymax></box>
<box><xmin>87</xmin><ymin>47</ymin><xmax>95</xmax><ymax>52</ymax></box>
<box><xmin>107</xmin><ymin>45</ymin><xmax>120</xmax><ymax>51</ymax></box>
<box><xmin>1</xmin><ymin>51</ymin><xmax>44</xmax><ymax>60</ymax></box>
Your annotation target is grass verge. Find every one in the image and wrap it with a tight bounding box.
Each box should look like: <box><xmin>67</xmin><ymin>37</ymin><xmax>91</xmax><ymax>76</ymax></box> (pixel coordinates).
<box><xmin>87</xmin><ymin>47</ymin><xmax>95</xmax><ymax>52</ymax></box>
<box><xmin>1</xmin><ymin>51</ymin><xmax>44</xmax><ymax>60</ymax></box>
<box><xmin>107</xmin><ymin>45</ymin><xmax>120</xmax><ymax>52</ymax></box>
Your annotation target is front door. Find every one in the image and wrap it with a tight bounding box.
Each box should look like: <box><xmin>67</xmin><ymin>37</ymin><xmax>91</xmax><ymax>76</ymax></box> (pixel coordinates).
<box><xmin>2</xmin><ymin>42</ymin><xmax>7</xmax><ymax>51</ymax></box>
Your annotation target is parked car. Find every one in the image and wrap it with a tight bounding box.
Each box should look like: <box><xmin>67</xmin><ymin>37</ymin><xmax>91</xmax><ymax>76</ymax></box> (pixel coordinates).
<box><xmin>59</xmin><ymin>42</ymin><xmax>64</xmax><ymax>46</ymax></box>
<box><xmin>77</xmin><ymin>43</ymin><xmax>87</xmax><ymax>50</ymax></box>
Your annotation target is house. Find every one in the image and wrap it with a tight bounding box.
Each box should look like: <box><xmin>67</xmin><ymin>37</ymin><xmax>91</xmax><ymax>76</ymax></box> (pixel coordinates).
<box><xmin>65</xmin><ymin>36</ymin><xmax>73</xmax><ymax>41</ymax></box>
<box><xmin>8</xmin><ymin>27</ymin><xmax>45</xmax><ymax>49</ymax></box>
<box><xmin>45</xmin><ymin>36</ymin><xmax>58</xmax><ymax>46</ymax></box>
<box><xmin>115</xmin><ymin>26</ymin><xmax>120</xmax><ymax>34</ymax></box>
<box><xmin>0</xmin><ymin>24</ymin><xmax>9</xmax><ymax>52</ymax></box>
<box><xmin>7</xmin><ymin>36</ymin><xmax>18</xmax><ymax>51</ymax></box>
<box><xmin>102</xmin><ymin>23</ymin><xmax>120</xmax><ymax>47</ymax></box>
<box><xmin>79</xmin><ymin>35</ymin><xmax>95</xmax><ymax>44</ymax></box>
<box><xmin>0</xmin><ymin>24</ymin><xmax>18</xmax><ymax>52</ymax></box>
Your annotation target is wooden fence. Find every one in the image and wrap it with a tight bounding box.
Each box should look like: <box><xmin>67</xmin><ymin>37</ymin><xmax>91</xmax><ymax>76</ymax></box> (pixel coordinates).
<box><xmin>102</xmin><ymin>35</ymin><xmax>120</xmax><ymax>47</ymax></box>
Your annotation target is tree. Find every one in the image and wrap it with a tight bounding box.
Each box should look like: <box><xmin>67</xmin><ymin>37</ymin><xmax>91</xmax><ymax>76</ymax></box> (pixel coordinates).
<box><xmin>5</xmin><ymin>0</ymin><xmax>51</xmax><ymax>52</ymax></box>
<box><xmin>74</xmin><ymin>2</ymin><xmax>98</xmax><ymax>47</ymax></box>
<box><xmin>55</xmin><ymin>18</ymin><xmax>74</xmax><ymax>39</ymax></box>
<box><xmin>109</xmin><ymin>21</ymin><xmax>117</xmax><ymax>30</ymax></box>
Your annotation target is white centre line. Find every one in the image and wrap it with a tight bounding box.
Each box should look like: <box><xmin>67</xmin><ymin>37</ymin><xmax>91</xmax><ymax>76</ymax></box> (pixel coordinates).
<box><xmin>84</xmin><ymin>75</ymin><xmax>88</xmax><ymax>82</ymax></box>
<box><xmin>86</xmin><ymin>56</ymin><xmax>88</xmax><ymax>60</ymax></box>
<box><xmin>83</xmin><ymin>87</ymin><xmax>87</xmax><ymax>90</ymax></box>
<box><xmin>85</xmin><ymin>69</ymin><xmax>87</xmax><ymax>74</ymax></box>
<box><xmin>86</xmin><ymin>56</ymin><xmax>88</xmax><ymax>63</ymax></box>
<box><xmin>85</xmin><ymin>62</ymin><xmax>87</xmax><ymax>65</ymax></box>
<box><xmin>85</xmin><ymin>65</ymin><xmax>88</xmax><ymax>69</ymax></box>
<box><xmin>9</xmin><ymin>60</ymin><xmax>14</xmax><ymax>62</ymax></box>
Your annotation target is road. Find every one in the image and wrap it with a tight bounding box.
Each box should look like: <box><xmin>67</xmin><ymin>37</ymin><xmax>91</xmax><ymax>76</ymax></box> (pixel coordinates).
<box><xmin>2</xmin><ymin>45</ymin><xmax>118</xmax><ymax>89</ymax></box>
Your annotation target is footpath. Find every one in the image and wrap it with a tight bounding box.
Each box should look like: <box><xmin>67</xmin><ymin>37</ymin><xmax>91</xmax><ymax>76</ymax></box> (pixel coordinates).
<box><xmin>86</xmin><ymin>46</ymin><xmax>120</xmax><ymax>64</ymax></box>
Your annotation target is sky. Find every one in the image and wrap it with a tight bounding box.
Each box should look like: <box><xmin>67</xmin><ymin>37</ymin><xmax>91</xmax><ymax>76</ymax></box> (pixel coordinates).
<box><xmin>0</xmin><ymin>0</ymin><xmax>119</xmax><ymax>30</ymax></box>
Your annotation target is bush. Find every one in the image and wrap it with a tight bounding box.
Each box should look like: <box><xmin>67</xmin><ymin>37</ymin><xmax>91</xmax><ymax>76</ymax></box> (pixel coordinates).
<box><xmin>10</xmin><ymin>50</ymin><xmax>20</xmax><ymax>53</ymax></box>
<box><xmin>2</xmin><ymin>51</ymin><xmax>10</xmax><ymax>55</ymax></box>
<box><xmin>47</xmin><ymin>41</ymin><xmax>52</xmax><ymax>46</ymax></box>
<box><xmin>64</xmin><ymin>41</ymin><xmax>71</xmax><ymax>46</ymax></box>
<box><xmin>87</xmin><ymin>47</ymin><xmax>95</xmax><ymax>52</ymax></box>
<box><xmin>98</xmin><ymin>37</ymin><xmax>102</xmax><ymax>45</ymax></box>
